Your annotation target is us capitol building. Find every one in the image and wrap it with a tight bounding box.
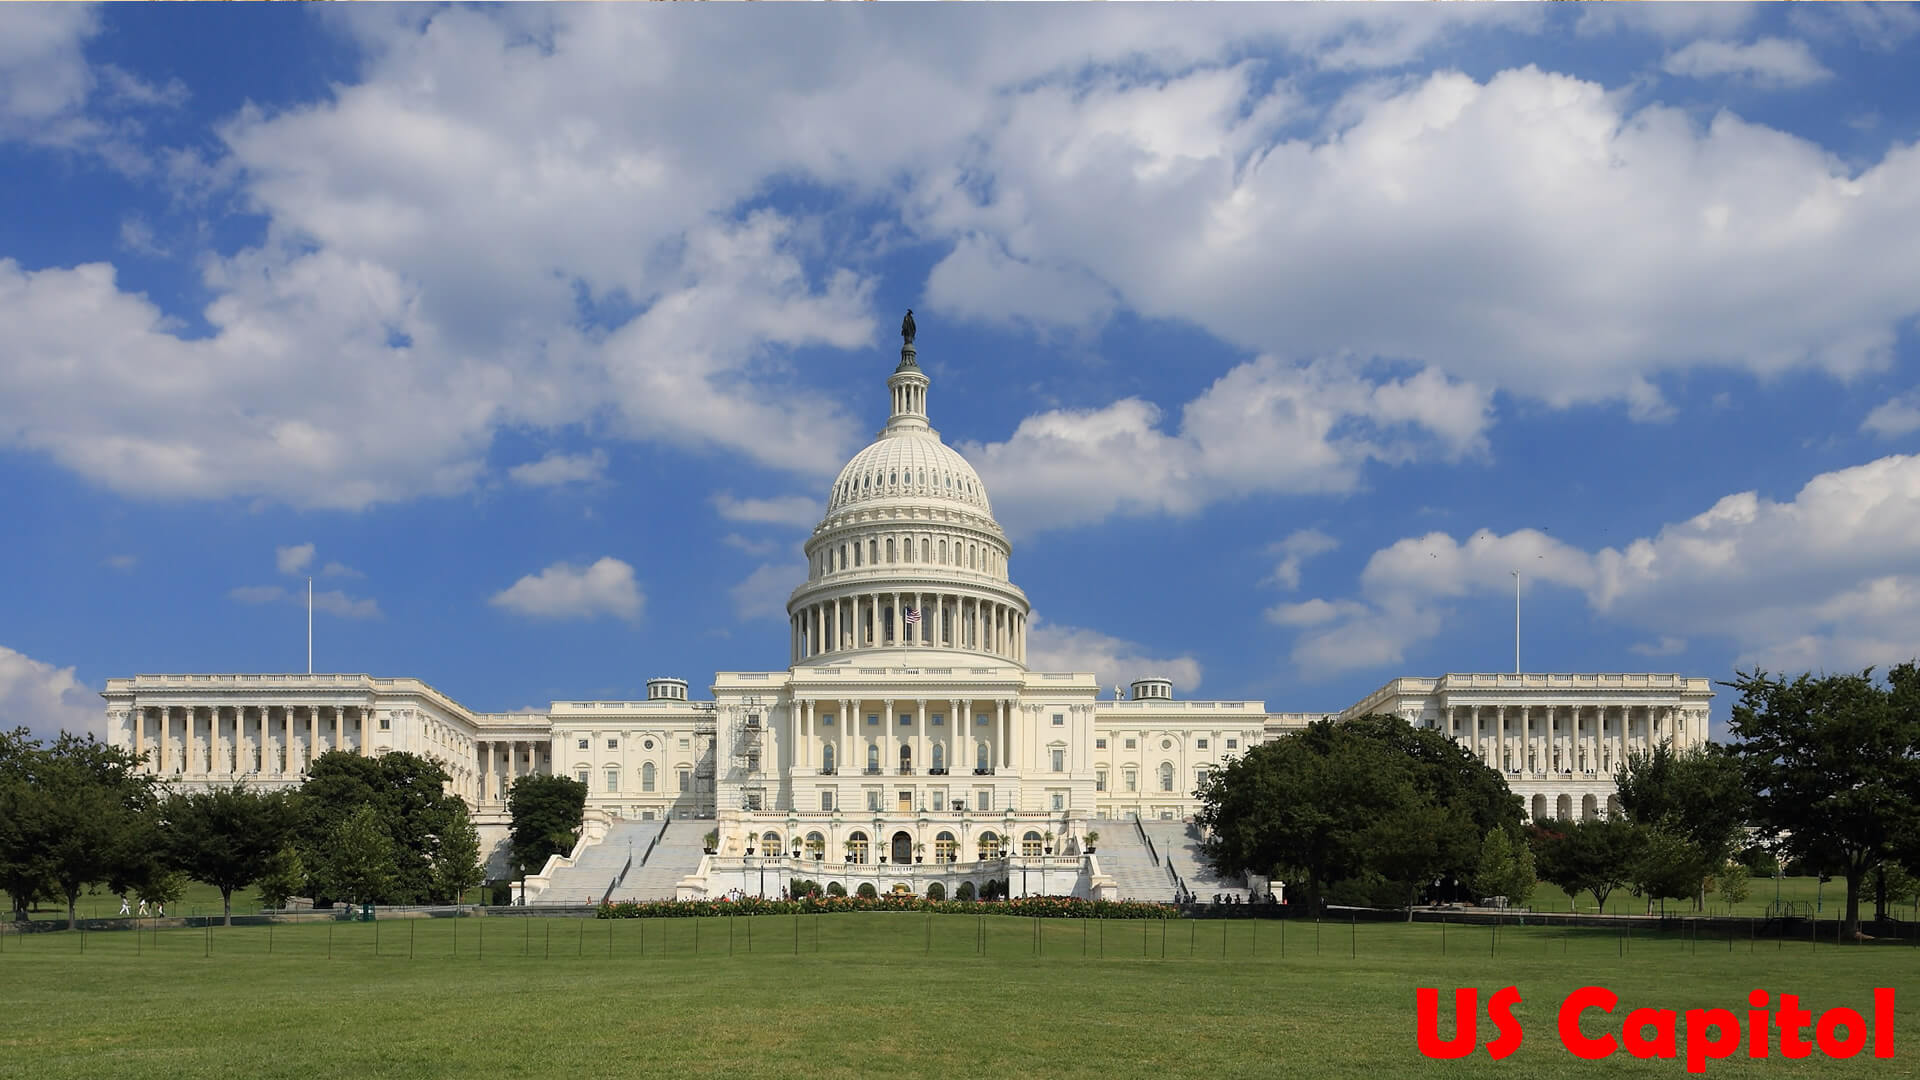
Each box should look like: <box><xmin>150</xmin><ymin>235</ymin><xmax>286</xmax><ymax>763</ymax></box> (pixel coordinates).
<box><xmin>101</xmin><ymin>323</ymin><xmax>1712</xmax><ymax>902</ymax></box>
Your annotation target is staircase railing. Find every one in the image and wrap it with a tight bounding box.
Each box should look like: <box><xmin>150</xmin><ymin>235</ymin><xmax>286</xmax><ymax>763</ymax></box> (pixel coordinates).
<box><xmin>1133</xmin><ymin>813</ymin><xmax>1160</xmax><ymax>866</ymax></box>
<box><xmin>640</xmin><ymin>815</ymin><xmax>670</xmax><ymax>867</ymax></box>
<box><xmin>601</xmin><ymin>852</ymin><xmax>633</xmax><ymax>906</ymax></box>
<box><xmin>1166</xmin><ymin>858</ymin><xmax>1188</xmax><ymax>904</ymax></box>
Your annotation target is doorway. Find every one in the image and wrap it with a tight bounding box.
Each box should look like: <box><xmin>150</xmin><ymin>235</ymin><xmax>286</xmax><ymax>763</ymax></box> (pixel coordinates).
<box><xmin>890</xmin><ymin>831</ymin><xmax>913</xmax><ymax>865</ymax></box>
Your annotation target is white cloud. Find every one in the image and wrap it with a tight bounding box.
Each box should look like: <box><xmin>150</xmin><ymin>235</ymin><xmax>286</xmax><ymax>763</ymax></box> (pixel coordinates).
<box><xmin>509</xmin><ymin>450</ymin><xmax>608</xmax><ymax>488</ymax></box>
<box><xmin>0</xmin><ymin>6</ymin><xmax>98</xmax><ymax>140</ymax></box>
<box><xmin>490</xmin><ymin>557</ymin><xmax>643</xmax><ymax>620</ymax></box>
<box><xmin>1264</xmin><ymin>528</ymin><xmax>1340</xmax><ymax>590</ymax></box>
<box><xmin>311</xmin><ymin>590</ymin><xmax>382</xmax><ymax>620</ymax></box>
<box><xmin>1863</xmin><ymin>391</ymin><xmax>1920</xmax><ymax>439</ymax></box>
<box><xmin>321</xmin><ymin>561</ymin><xmax>362</xmax><ymax>579</ymax></box>
<box><xmin>276</xmin><ymin>542</ymin><xmax>315</xmax><ymax>575</ymax></box>
<box><xmin>117</xmin><ymin>217</ymin><xmax>169</xmax><ymax>258</ymax></box>
<box><xmin>722</xmin><ymin>533</ymin><xmax>782</xmax><ymax>558</ymax></box>
<box><xmin>104</xmin><ymin>553</ymin><xmax>136</xmax><ymax>571</ymax></box>
<box><xmin>1026</xmin><ymin>616</ymin><xmax>1202</xmax><ymax>692</ymax></box>
<box><xmin>1661</xmin><ymin>38</ymin><xmax>1833</xmax><ymax>88</ymax></box>
<box><xmin>730</xmin><ymin>563</ymin><xmax>803</xmax><ymax>622</ymax></box>
<box><xmin>967</xmin><ymin>356</ymin><xmax>1491</xmax><ymax>536</ymax></box>
<box><xmin>711</xmin><ymin>493</ymin><xmax>820</xmax><ymax>529</ymax></box>
<box><xmin>0</xmin><ymin>645</ymin><xmax>101</xmax><ymax>742</ymax></box>
<box><xmin>1278</xmin><ymin>454</ymin><xmax>1920</xmax><ymax>678</ymax></box>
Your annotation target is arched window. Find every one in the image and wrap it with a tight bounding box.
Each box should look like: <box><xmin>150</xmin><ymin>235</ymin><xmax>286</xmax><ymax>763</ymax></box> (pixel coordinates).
<box><xmin>931</xmin><ymin>743</ymin><xmax>944</xmax><ymax>773</ymax></box>
<box><xmin>886</xmin><ymin>538</ymin><xmax>895</xmax><ymax>563</ymax></box>
<box><xmin>976</xmin><ymin>741</ymin><xmax>989</xmax><ymax>772</ymax></box>
<box><xmin>869</xmin><ymin>539</ymin><xmax>878</xmax><ymax>563</ymax></box>
<box><xmin>939</xmin><ymin>539</ymin><xmax>948</xmax><ymax>563</ymax></box>
<box><xmin>921</xmin><ymin>538</ymin><xmax>930</xmax><ymax>561</ymax></box>
<box><xmin>968</xmin><ymin>545</ymin><xmax>976</xmax><ymax>569</ymax></box>
<box><xmin>641</xmin><ymin>762</ymin><xmax>656</xmax><ymax>792</ymax></box>
<box><xmin>805</xmin><ymin>831</ymin><xmax>825</xmax><ymax>857</ymax></box>
<box><xmin>868</xmin><ymin>744</ymin><xmax>879</xmax><ymax>773</ymax></box>
<box><xmin>977</xmin><ymin>832</ymin><xmax>1001</xmax><ymax>860</ymax></box>
<box><xmin>899</xmin><ymin>744</ymin><xmax>912</xmax><ymax>773</ymax></box>
<box><xmin>855</xmin><ymin>543</ymin><xmax>863</xmax><ymax>568</ymax></box>
<box><xmin>821</xmin><ymin>743</ymin><xmax>836</xmax><ymax>774</ymax></box>
<box><xmin>935</xmin><ymin>831</ymin><xmax>957</xmax><ymax>863</ymax></box>
<box><xmin>1158</xmin><ymin>762</ymin><xmax>1174</xmax><ymax>792</ymax></box>
<box><xmin>1021</xmin><ymin>831</ymin><xmax>1044</xmax><ymax>857</ymax></box>
<box><xmin>846</xmin><ymin>832</ymin><xmax>869</xmax><ymax>864</ymax></box>
<box><xmin>762</xmin><ymin>830</ymin><xmax>782</xmax><ymax>855</ymax></box>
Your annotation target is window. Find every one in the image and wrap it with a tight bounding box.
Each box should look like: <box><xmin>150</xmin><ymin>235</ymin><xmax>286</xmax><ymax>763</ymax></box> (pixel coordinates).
<box><xmin>976</xmin><ymin>789</ymin><xmax>992</xmax><ymax>812</ymax></box>
<box><xmin>1096</xmin><ymin>771</ymin><xmax>1107</xmax><ymax>792</ymax></box>
<box><xmin>899</xmin><ymin>714</ymin><xmax>911</xmax><ymax>727</ymax></box>
<box><xmin>931</xmin><ymin>744</ymin><xmax>945</xmax><ymax>772</ymax></box>
<box><xmin>744</xmin><ymin>791</ymin><xmax>762</xmax><ymax>811</ymax></box>
<box><xmin>1196</xmin><ymin>738</ymin><xmax>1209</xmax><ymax>750</ymax></box>
<box><xmin>821</xmin><ymin>790</ymin><xmax>835</xmax><ymax>812</ymax></box>
<box><xmin>976</xmin><ymin>713</ymin><xmax>989</xmax><ymax>726</ymax></box>
<box><xmin>1158</xmin><ymin>762</ymin><xmax>1174</xmax><ymax>792</ymax></box>
<box><xmin>1195</xmin><ymin>768</ymin><xmax>1209</xmax><ymax>790</ymax></box>
<box><xmin>899</xmin><ymin>745</ymin><xmax>912</xmax><ymax>773</ymax></box>
<box><xmin>867</xmin><ymin>714</ymin><xmax>879</xmax><ymax>726</ymax></box>
<box><xmin>866</xmin><ymin>790</ymin><xmax>882</xmax><ymax>812</ymax></box>
<box><xmin>1052</xmin><ymin>713</ymin><xmax>1064</xmax><ymax>726</ymax></box>
<box><xmin>576</xmin><ymin>769</ymin><xmax>589</xmax><ymax>786</ymax></box>
<box><xmin>607</xmin><ymin>738</ymin><xmax>619</xmax><ymax>750</ymax></box>
<box><xmin>1095</xmin><ymin>738</ymin><xmax>1107</xmax><ymax>750</ymax></box>
<box><xmin>679</xmin><ymin>739</ymin><xmax>690</xmax><ymax>749</ymax></box>
<box><xmin>978</xmin><ymin>831</ymin><xmax>1000</xmax><ymax>859</ymax></box>
<box><xmin>1050</xmin><ymin>748</ymin><xmax>1065</xmax><ymax>772</ymax></box>
<box><xmin>821</xmin><ymin>744</ymin><xmax>836</xmax><ymax>773</ymax></box>
<box><xmin>641</xmin><ymin>763</ymin><xmax>656</xmax><ymax>792</ymax></box>
<box><xmin>1124</xmin><ymin>738</ymin><xmax>1137</xmax><ymax>750</ymax></box>
<box><xmin>821</xmin><ymin>713</ymin><xmax>835</xmax><ymax>726</ymax></box>
<box><xmin>605</xmin><ymin>769</ymin><xmax>619</xmax><ymax>793</ymax></box>
<box><xmin>643</xmin><ymin>739</ymin><xmax>654</xmax><ymax>750</ymax></box>
<box><xmin>1226</xmin><ymin>739</ymin><xmax>1238</xmax><ymax>750</ymax></box>
<box><xmin>846</xmin><ymin>832</ymin><xmax>869</xmax><ymax>863</ymax></box>
<box><xmin>1051</xmin><ymin>793</ymin><xmax>1064</xmax><ymax>812</ymax></box>
<box><xmin>936</xmin><ymin>832</ymin><xmax>956</xmax><ymax>863</ymax></box>
<box><xmin>976</xmin><ymin>742</ymin><xmax>989</xmax><ymax>771</ymax></box>
<box><xmin>577</xmin><ymin>738</ymin><xmax>589</xmax><ymax>750</ymax></box>
<box><xmin>932</xmin><ymin>713</ymin><xmax>944</xmax><ymax>726</ymax></box>
<box><xmin>1124</xmin><ymin>769</ymin><xmax>1137</xmax><ymax>792</ymax></box>
<box><xmin>1022</xmin><ymin>831</ymin><xmax>1043</xmax><ymax>857</ymax></box>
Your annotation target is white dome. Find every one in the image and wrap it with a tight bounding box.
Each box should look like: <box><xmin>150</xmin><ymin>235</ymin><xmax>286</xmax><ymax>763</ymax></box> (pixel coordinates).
<box><xmin>827</xmin><ymin>431</ymin><xmax>994</xmax><ymax>517</ymax></box>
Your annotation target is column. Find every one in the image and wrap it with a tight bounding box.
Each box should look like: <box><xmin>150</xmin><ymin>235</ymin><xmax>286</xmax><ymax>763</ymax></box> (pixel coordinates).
<box><xmin>133</xmin><ymin>705</ymin><xmax>145</xmax><ymax>767</ymax></box>
<box><xmin>951</xmin><ymin>699</ymin><xmax>964</xmax><ymax>779</ymax></box>
<box><xmin>915</xmin><ymin>699</ymin><xmax>927</xmax><ymax>775</ymax></box>
<box><xmin>840</xmin><ymin>700</ymin><xmax>854</xmax><ymax>778</ymax></box>
<box><xmin>997</xmin><ymin>699</ymin><xmax>1008</xmax><ymax>769</ymax></box>
<box><xmin>881</xmin><ymin>699</ymin><xmax>894</xmax><ymax>774</ymax></box>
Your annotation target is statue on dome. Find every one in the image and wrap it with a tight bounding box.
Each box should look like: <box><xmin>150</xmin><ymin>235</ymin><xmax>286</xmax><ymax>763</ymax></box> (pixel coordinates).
<box><xmin>901</xmin><ymin>308</ymin><xmax>916</xmax><ymax>346</ymax></box>
<box><xmin>1114</xmin><ymin>684</ymin><xmax>1126</xmax><ymax>700</ymax></box>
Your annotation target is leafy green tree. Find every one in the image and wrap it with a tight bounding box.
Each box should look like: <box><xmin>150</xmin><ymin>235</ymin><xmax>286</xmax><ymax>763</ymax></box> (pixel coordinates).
<box><xmin>1615</xmin><ymin>742</ymin><xmax>1749</xmax><ymax>908</ymax></box>
<box><xmin>1714</xmin><ymin>860</ymin><xmax>1751</xmax><ymax>912</ymax></box>
<box><xmin>319</xmin><ymin>805</ymin><xmax>396</xmax><ymax>907</ymax></box>
<box><xmin>1727</xmin><ymin>666</ymin><xmax>1920</xmax><ymax>936</ymax></box>
<box><xmin>31</xmin><ymin>735</ymin><xmax>162</xmax><ymax>928</ymax></box>
<box><xmin>0</xmin><ymin>728</ymin><xmax>52</xmax><ymax>921</ymax></box>
<box><xmin>256</xmin><ymin>844</ymin><xmax>308</xmax><ymax>910</ymax></box>
<box><xmin>1631</xmin><ymin>825</ymin><xmax>1711</xmax><ymax>914</ymax></box>
<box><xmin>1197</xmin><ymin>716</ymin><xmax>1522</xmax><ymax>909</ymax></box>
<box><xmin>1474</xmin><ymin>828</ymin><xmax>1535</xmax><ymax>906</ymax></box>
<box><xmin>507</xmin><ymin>774</ymin><xmax>587</xmax><ymax>878</ymax></box>
<box><xmin>296</xmin><ymin>751</ymin><xmax>468</xmax><ymax>903</ymax></box>
<box><xmin>1531</xmin><ymin>817</ymin><xmax>1640</xmax><ymax>913</ymax></box>
<box><xmin>135</xmin><ymin>868</ymin><xmax>186</xmax><ymax>912</ymax></box>
<box><xmin>160</xmin><ymin>785</ymin><xmax>297</xmax><ymax>924</ymax></box>
<box><xmin>429</xmin><ymin>803</ymin><xmax>485</xmax><ymax>904</ymax></box>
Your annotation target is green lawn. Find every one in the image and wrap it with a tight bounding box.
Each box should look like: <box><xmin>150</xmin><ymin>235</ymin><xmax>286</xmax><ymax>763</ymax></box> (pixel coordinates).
<box><xmin>8</xmin><ymin>883</ymin><xmax>497</xmax><ymax>922</ymax></box>
<box><xmin>0</xmin><ymin>913</ymin><xmax>1910</xmax><ymax>1078</ymax></box>
<box><xmin>1522</xmin><ymin>876</ymin><xmax>1908</xmax><ymax>919</ymax></box>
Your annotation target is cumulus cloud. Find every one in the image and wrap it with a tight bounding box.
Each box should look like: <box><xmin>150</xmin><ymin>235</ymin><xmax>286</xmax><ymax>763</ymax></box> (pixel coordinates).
<box><xmin>1863</xmin><ymin>391</ymin><xmax>1920</xmax><ymax>439</ymax></box>
<box><xmin>276</xmin><ymin>542</ymin><xmax>315</xmax><ymax>575</ymax></box>
<box><xmin>228</xmin><ymin>583</ymin><xmax>379</xmax><ymax>618</ymax></box>
<box><xmin>0</xmin><ymin>645</ymin><xmax>103</xmax><ymax>741</ymax></box>
<box><xmin>1276</xmin><ymin>454</ymin><xmax>1920</xmax><ymax>678</ymax></box>
<box><xmin>1661</xmin><ymin>38</ymin><xmax>1833</xmax><ymax>88</ymax></box>
<box><xmin>321</xmin><ymin>561</ymin><xmax>362</xmax><ymax>579</ymax></box>
<box><xmin>509</xmin><ymin>450</ymin><xmax>608</xmax><ymax>488</ymax></box>
<box><xmin>1264</xmin><ymin>528</ymin><xmax>1340</xmax><ymax>590</ymax></box>
<box><xmin>730</xmin><ymin>563</ymin><xmax>804</xmax><ymax>621</ymax></box>
<box><xmin>490</xmin><ymin>557</ymin><xmax>643</xmax><ymax>620</ymax></box>
<box><xmin>711</xmin><ymin>493</ymin><xmax>820</xmax><ymax>529</ymax></box>
<box><xmin>967</xmin><ymin>356</ymin><xmax>1491</xmax><ymax>536</ymax></box>
<box><xmin>1026</xmin><ymin>616</ymin><xmax>1203</xmax><ymax>692</ymax></box>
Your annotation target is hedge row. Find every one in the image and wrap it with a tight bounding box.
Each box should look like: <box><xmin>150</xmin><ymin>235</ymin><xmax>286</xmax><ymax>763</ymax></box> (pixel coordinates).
<box><xmin>595</xmin><ymin>895</ymin><xmax>1181</xmax><ymax>920</ymax></box>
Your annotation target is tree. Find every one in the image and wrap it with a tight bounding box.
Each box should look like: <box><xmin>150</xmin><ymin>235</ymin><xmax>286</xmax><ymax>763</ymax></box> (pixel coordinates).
<box><xmin>256</xmin><ymin>844</ymin><xmax>307</xmax><ymax>910</ymax></box>
<box><xmin>1197</xmin><ymin>716</ymin><xmax>1522</xmax><ymax>909</ymax></box>
<box><xmin>1714</xmin><ymin>860</ymin><xmax>1751</xmax><ymax>912</ymax></box>
<box><xmin>0</xmin><ymin>728</ymin><xmax>51</xmax><ymax>921</ymax></box>
<box><xmin>1531</xmin><ymin>817</ymin><xmax>1640</xmax><ymax>913</ymax></box>
<box><xmin>296</xmin><ymin>750</ymin><xmax>470</xmax><ymax>903</ymax></box>
<box><xmin>429</xmin><ymin>803</ymin><xmax>485</xmax><ymax>904</ymax></box>
<box><xmin>32</xmin><ymin>735</ymin><xmax>161</xmax><ymax>928</ymax></box>
<box><xmin>1631</xmin><ymin>825</ymin><xmax>1709</xmax><ymax>914</ymax></box>
<box><xmin>1474</xmin><ymin>828</ymin><xmax>1535</xmax><ymax>906</ymax></box>
<box><xmin>318</xmin><ymin>805</ymin><xmax>396</xmax><ymax>907</ymax></box>
<box><xmin>160</xmin><ymin>785</ymin><xmax>297</xmax><ymax>925</ymax></box>
<box><xmin>1727</xmin><ymin>666</ymin><xmax>1920</xmax><ymax>937</ymax></box>
<box><xmin>507</xmin><ymin>773</ymin><xmax>587</xmax><ymax>879</ymax></box>
<box><xmin>1614</xmin><ymin>742</ymin><xmax>1749</xmax><ymax>908</ymax></box>
<box><xmin>135</xmin><ymin>868</ymin><xmax>185</xmax><ymax>912</ymax></box>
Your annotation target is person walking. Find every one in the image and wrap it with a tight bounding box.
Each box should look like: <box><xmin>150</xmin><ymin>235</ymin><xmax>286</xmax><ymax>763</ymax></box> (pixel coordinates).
<box><xmin>138</xmin><ymin>899</ymin><xmax>149</xmax><ymax>917</ymax></box>
<box><xmin>118</xmin><ymin>896</ymin><xmax>131</xmax><ymax>917</ymax></box>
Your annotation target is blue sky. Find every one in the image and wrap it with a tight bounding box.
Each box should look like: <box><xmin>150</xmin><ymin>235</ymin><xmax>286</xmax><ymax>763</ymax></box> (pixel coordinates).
<box><xmin>6</xmin><ymin>3</ymin><xmax>1920</xmax><ymax>743</ymax></box>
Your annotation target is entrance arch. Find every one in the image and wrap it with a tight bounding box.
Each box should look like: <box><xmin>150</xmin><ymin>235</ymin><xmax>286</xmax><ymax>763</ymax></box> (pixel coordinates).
<box><xmin>1530</xmin><ymin>794</ymin><xmax>1547</xmax><ymax>822</ymax></box>
<box><xmin>890</xmin><ymin>831</ymin><xmax>913</xmax><ymax>865</ymax></box>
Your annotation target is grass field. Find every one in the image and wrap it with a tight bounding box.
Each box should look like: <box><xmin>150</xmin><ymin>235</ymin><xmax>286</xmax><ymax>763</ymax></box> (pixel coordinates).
<box><xmin>1</xmin><ymin>913</ymin><xmax>1910</xmax><ymax>1078</ymax></box>
<box><xmin>10</xmin><ymin>882</ymin><xmax>496</xmax><ymax>922</ymax></box>
<box><xmin>1523</xmin><ymin>875</ymin><xmax>1896</xmax><ymax>918</ymax></box>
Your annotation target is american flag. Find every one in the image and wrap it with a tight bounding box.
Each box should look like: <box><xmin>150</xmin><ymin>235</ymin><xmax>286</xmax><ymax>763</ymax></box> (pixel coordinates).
<box><xmin>904</xmin><ymin>606</ymin><xmax>921</xmax><ymax>624</ymax></box>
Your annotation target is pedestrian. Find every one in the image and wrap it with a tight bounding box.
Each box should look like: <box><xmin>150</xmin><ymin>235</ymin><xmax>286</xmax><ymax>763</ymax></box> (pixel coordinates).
<box><xmin>138</xmin><ymin>899</ymin><xmax>149</xmax><ymax>917</ymax></box>
<box><xmin>156</xmin><ymin>902</ymin><xmax>165</xmax><ymax>918</ymax></box>
<box><xmin>119</xmin><ymin>896</ymin><xmax>131</xmax><ymax>916</ymax></box>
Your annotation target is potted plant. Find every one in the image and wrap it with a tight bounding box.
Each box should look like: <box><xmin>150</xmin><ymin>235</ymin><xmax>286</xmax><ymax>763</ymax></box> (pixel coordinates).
<box><xmin>1085</xmin><ymin>829</ymin><xmax>1100</xmax><ymax>854</ymax></box>
<box><xmin>744</xmin><ymin>835</ymin><xmax>756</xmax><ymax>855</ymax></box>
<box><xmin>703</xmin><ymin>829</ymin><xmax>718</xmax><ymax>855</ymax></box>
<box><xmin>1043</xmin><ymin>830</ymin><xmax>1055</xmax><ymax>855</ymax></box>
<box><xmin>914</xmin><ymin>841</ymin><xmax>926</xmax><ymax>864</ymax></box>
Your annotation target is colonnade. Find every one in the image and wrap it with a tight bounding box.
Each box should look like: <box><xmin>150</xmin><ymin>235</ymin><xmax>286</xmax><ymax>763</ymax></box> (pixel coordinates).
<box><xmin>1442</xmin><ymin>703</ymin><xmax>1687</xmax><ymax>778</ymax></box>
<box><xmin>791</xmin><ymin>697</ymin><xmax>1018</xmax><ymax>778</ymax></box>
<box><xmin>475</xmin><ymin>740</ymin><xmax>550</xmax><ymax>806</ymax></box>
<box><xmin>123</xmin><ymin>703</ymin><xmax>370</xmax><ymax>779</ymax></box>
<box><xmin>790</xmin><ymin>592</ymin><xmax>1024</xmax><ymax>663</ymax></box>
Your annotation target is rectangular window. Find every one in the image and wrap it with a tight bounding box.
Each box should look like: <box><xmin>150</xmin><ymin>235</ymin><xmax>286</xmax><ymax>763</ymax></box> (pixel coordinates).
<box><xmin>679</xmin><ymin>738</ymin><xmax>690</xmax><ymax>749</ymax></box>
<box><xmin>1196</xmin><ymin>738</ymin><xmax>1209</xmax><ymax>750</ymax></box>
<box><xmin>976</xmin><ymin>714</ymin><xmax>988</xmax><ymax>726</ymax></box>
<box><xmin>745</xmin><ymin>791</ymin><xmax>762</xmax><ymax>811</ymax></box>
<box><xmin>606</xmin><ymin>769</ymin><xmax>619</xmax><ymax>792</ymax></box>
<box><xmin>576</xmin><ymin>769</ymin><xmax>589</xmax><ymax>786</ymax></box>
<box><xmin>821</xmin><ymin>790</ymin><xmax>835</xmax><ymax>812</ymax></box>
<box><xmin>1050</xmin><ymin>748</ymin><xmax>1064</xmax><ymax>772</ymax></box>
<box><xmin>867</xmin><ymin>714</ymin><xmax>879</xmax><ymax>727</ymax></box>
<box><xmin>1051</xmin><ymin>793</ymin><xmax>1064</xmax><ymax>811</ymax></box>
<box><xmin>867</xmin><ymin>790</ymin><xmax>882</xmax><ymax>811</ymax></box>
<box><xmin>821</xmin><ymin>714</ymin><xmax>835</xmax><ymax>726</ymax></box>
<box><xmin>1125</xmin><ymin>738</ymin><xmax>1137</xmax><ymax>750</ymax></box>
<box><xmin>932</xmin><ymin>713</ymin><xmax>944</xmax><ymax>726</ymax></box>
<box><xmin>899</xmin><ymin>714</ymin><xmax>911</xmax><ymax>727</ymax></box>
<box><xmin>1226</xmin><ymin>738</ymin><xmax>1238</xmax><ymax>750</ymax></box>
<box><xmin>1095</xmin><ymin>738</ymin><xmax>1107</xmax><ymax>750</ymax></box>
<box><xmin>678</xmin><ymin>770</ymin><xmax>690</xmax><ymax>792</ymax></box>
<box><xmin>1052</xmin><ymin>713</ymin><xmax>1064</xmax><ymax>726</ymax></box>
<box><xmin>1124</xmin><ymin>770</ymin><xmax>1137</xmax><ymax>792</ymax></box>
<box><xmin>1096</xmin><ymin>771</ymin><xmax>1107</xmax><ymax>792</ymax></box>
<box><xmin>577</xmin><ymin>738</ymin><xmax>589</xmax><ymax>750</ymax></box>
<box><xmin>976</xmin><ymin>789</ymin><xmax>992</xmax><ymax>812</ymax></box>
<box><xmin>607</xmin><ymin>738</ymin><xmax>619</xmax><ymax>750</ymax></box>
<box><xmin>1196</xmin><ymin>769</ymin><xmax>1209</xmax><ymax>789</ymax></box>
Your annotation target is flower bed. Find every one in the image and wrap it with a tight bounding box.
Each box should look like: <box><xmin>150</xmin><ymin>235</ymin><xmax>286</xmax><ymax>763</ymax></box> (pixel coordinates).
<box><xmin>596</xmin><ymin>895</ymin><xmax>1179</xmax><ymax>920</ymax></box>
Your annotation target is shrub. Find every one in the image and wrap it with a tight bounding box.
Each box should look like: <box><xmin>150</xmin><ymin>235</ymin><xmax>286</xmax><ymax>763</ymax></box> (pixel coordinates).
<box><xmin>788</xmin><ymin>878</ymin><xmax>820</xmax><ymax>900</ymax></box>
<box><xmin>827</xmin><ymin>881</ymin><xmax>846</xmax><ymax>897</ymax></box>
<box><xmin>956</xmin><ymin>881</ymin><xmax>976</xmax><ymax>901</ymax></box>
<box><xmin>927</xmin><ymin>882</ymin><xmax>946</xmax><ymax>901</ymax></box>
<box><xmin>856</xmin><ymin>882</ymin><xmax>878</xmax><ymax>899</ymax></box>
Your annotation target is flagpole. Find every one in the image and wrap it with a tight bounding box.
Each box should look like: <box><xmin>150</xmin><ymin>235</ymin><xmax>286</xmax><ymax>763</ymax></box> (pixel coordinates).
<box><xmin>307</xmin><ymin>577</ymin><xmax>313</xmax><ymax>675</ymax></box>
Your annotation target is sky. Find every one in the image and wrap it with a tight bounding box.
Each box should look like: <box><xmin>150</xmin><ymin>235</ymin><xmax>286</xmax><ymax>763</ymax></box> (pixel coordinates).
<box><xmin>5</xmin><ymin>3</ymin><xmax>1920</xmax><ymax>745</ymax></box>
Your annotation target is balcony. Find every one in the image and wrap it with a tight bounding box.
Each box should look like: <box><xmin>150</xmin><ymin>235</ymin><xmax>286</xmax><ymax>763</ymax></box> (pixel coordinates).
<box><xmin>973</xmin><ymin>767</ymin><xmax>995</xmax><ymax>776</ymax></box>
<box><xmin>897</xmin><ymin>767</ymin><xmax>915</xmax><ymax>775</ymax></box>
<box><xmin>864</xmin><ymin>767</ymin><xmax>883</xmax><ymax>776</ymax></box>
<box><xmin>928</xmin><ymin>768</ymin><xmax>949</xmax><ymax>776</ymax></box>
<box><xmin>818</xmin><ymin>767</ymin><xmax>837</xmax><ymax>776</ymax></box>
